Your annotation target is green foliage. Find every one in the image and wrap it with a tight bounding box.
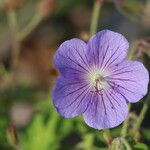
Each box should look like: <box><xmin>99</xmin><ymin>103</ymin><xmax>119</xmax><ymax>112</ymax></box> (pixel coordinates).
<box><xmin>19</xmin><ymin>99</ymin><xmax>74</xmax><ymax>150</ymax></box>
<box><xmin>0</xmin><ymin>86</ymin><xmax>40</xmax><ymax>102</ymax></box>
<box><xmin>133</xmin><ymin>143</ymin><xmax>148</xmax><ymax>150</ymax></box>
<box><xmin>143</xmin><ymin>129</ymin><xmax>150</xmax><ymax>141</ymax></box>
<box><xmin>0</xmin><ymin>115</ymin><xmax>9</xmax><ymax>149</ymax></box>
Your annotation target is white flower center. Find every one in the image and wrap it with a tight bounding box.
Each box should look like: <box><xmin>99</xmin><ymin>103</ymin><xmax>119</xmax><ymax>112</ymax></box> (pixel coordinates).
<box><xmin>86</xmin><ymin>67</ymin><xmax>109</xmax><ymax>92</ymax></box>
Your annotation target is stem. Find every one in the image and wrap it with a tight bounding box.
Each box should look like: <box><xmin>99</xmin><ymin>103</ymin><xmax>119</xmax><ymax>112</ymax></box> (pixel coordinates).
<box><xmin>18</xmin><ymin>14</ymin><xmax>43</xmax><ymax>41</ymax></box>
<box><xmin>103</xmin><ymin>129</ymin><xmax>112</xmax><ymax>147</ymax></box>
<box><xmin>121</xmin><ymin>103</ymin><xmax>131</xmax><ymax>137</ymax></box>
<box><xmin>133</xmin><ymin>93</ymin><xmax>150</xmax><ymax>135</ymax></box>
<box><xmin>7</xmin><ymin>10</ymin><xmax>18</xmax><ymax>32</ymax></box>
<box><xmin>120</xmin><ymin>138</ymin><xmax>132</xmax><ymax>150</ymax></box>
<box><xmin>7</xmin><ymin>9</ymin><xmax>19</xmax><ymax>69</ymax></box>
<box><xmin>90</xmin><ymin>1</ymin><xmax>102</xmax><ymax>35</ymax></box>
<box><xmin>82</xmin><ymin>133</ymin><xmax>94</xmax><ymax>150</ymax></box>
<box><xmin>135</xmin><ymin>104</ymin><xmax>148</xmax><ymax>129</ymax></box>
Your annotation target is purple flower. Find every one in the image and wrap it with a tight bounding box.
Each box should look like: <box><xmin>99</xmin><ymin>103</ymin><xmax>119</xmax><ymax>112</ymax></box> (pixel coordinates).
<box><xmin>52</xmin><ymin>30</ymin><xmax>149</xmax><ymax>130</ymax></box>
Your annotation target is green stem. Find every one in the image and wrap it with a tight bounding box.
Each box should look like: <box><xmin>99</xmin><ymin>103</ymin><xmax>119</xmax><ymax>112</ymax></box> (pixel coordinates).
<box><xmin>103</xmin><ymin>129</ymin><xmax>112</xmax><ymax>147</ymax></box>
<box><xmin>7</xmin><ymin>9</ymin><xmax>19</xmax><ymax>69</ymax></box>
<box><xmin>135</xmin><ymin>104</ymin><xmax>148</xmax><ymax>129</ymax></box>
<box><xmin>120</xmin><ymin>138</ymin><xmax>132</xmax><ymax>150</ymax></box>
<box><xmin>121</xmin><ymin>103</ymin><xmax>131</xmax><ymax>137</ymax></box>
<box><xmin>7</xmin><ymin>10</ymin><xmax>18</xmax><ymax>33</ymax></box>
<box><xmin>82</xmin><ymin>133</ymin><xmax>94</xmax><ymax>150</ymax></box>
<box><xmin>133</xmin><ymin>93</ymin><xmax>150</xmax><ymax>135</ymax></box>
<box><xmin>90</xmin><ymin>1</ymin><xmax>102</xmax><ymax>35</ymax></box>
<box><xmin>18</xmin><ymin>14</ymin><xmax>43</xmax><ymax>41</ymax></box>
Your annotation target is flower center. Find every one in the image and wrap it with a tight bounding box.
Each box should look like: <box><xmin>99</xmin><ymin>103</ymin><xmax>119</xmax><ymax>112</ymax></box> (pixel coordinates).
<box><xmin>86</xmin><ymin>67</ymin><xmax>109</xmax><ymax>92</ymax></box>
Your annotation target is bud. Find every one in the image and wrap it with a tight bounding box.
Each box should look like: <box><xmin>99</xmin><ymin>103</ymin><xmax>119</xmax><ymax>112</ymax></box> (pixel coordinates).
<box><xmin>110</xmin><ymin>138</ymin><xmax>124</xmax><ymax>149</ymax></box>
<box><xmin>79</xmin><ymin>31</ymin><xmax>90</xmax><ymax>42</ymax></box>
<box><xmin>38</xmin><ymin>0</ymin><xmax>57</xmax><ymax>17</ymax></box>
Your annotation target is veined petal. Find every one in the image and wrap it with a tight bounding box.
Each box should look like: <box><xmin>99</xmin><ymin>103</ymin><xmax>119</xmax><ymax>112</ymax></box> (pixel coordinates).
<box><xmin>83</xmin><ymin>91</ymin><xmax>128</xmax><ymax>130</ymax></box>
<box><xmin>106</xmin><ymin>61</ymin><xmax>149</xmax><ymax>103</ymax></box>
<box><xmin>54</xmin><ymin>39</ymin><xmax>89</xmax><ymax>80</ymax></box>
<box><xmin>87</xmin><ymin>30</ymin><xmax>129</xmax><ymax>69</ymax></box>
<box><xmin>52</xmin><ymin>77</ymin><xmax>92</xmax><ymax>118</ymax></box>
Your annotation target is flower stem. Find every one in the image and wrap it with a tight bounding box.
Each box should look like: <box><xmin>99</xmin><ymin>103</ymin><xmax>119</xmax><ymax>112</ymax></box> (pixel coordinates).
<box><xmin>133</xmin><ymin>92</ymin><xmax>150</xmax><ymax>136</ymax></box>
<box><xmin>103</xmin><ymin>129</ymin><xmax>112</xmax><ymax>147</ymax></box>
<box><xmin>135</xmin><ymin>104</ymin><xmax>148</xmax><ymax>130</ymax></box>
<box><xmin>82</xmin><ymin>133</ymin><xmax>94</xmax><ymax>150</ymax></box>
<box><xmin>7</xmin><ymin>9</ymin><xmax>19</xmax><ymax>69</ymax></box>
<box><xmin>90</xmin><ymin>0</ymin><xmax>103</xmax><ymax>35</ymax></box>
<box><xmin>120</xmin><ymin>137</ymin><xmax>132</xmax><ymax>150</ymax></box>
<box><xmin>121</xmin><ymin>103</ymin><xmax>131</xmax><ymax>137</ymax></box>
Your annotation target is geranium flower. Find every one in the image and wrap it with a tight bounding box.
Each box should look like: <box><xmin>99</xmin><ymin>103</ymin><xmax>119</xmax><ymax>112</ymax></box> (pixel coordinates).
<box><xmin>52</xmin><ymin>30</ymin><xmax>149</xmax><ymax>130</ymax></box>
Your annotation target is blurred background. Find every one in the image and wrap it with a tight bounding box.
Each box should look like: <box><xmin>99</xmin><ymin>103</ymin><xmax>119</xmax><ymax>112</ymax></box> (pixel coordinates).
<box><xmin>0</xmin><ymin>0</ymin><xmax>150</xmax><ymax>149</ymax></box>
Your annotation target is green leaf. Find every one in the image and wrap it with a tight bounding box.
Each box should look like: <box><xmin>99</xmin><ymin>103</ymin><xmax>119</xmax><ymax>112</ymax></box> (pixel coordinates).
<box><xmin>19</xmin><ymin>98</ymin><xmax>75</xmax><ymax>150</ymax></box>
<box><xmin>143</xmin><ymin>129</ymin><xmax>150</xmax><ymax>140</ymax></box>
<box><xmin>133</xmin><ymin>143</ymin><xmax>148</xmax><ymax>150</ymax></box>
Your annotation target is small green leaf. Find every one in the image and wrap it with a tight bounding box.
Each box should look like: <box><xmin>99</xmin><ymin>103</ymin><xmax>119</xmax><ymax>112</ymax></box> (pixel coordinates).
<box><xmin>133</xmin><ymin>143</ymin><xmax>148</xmax><ymax>150</ymax></box>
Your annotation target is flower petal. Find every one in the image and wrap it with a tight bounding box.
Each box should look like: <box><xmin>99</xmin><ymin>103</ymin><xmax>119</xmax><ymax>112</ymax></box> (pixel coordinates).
<box><xmin>83</xmin><ymin>91</ymin><xmax>128</xmax><ymax>130</ymax></box>
<box><xmin>106</xmin><ymin>61</ymin><xmax>149</xmax><ymax>103</ymax></box>
<box><xmin>52</xmin><ymin>77</ymin><xmax>92</xmax><ymax>118</ymax></box>
<box><xmin>54</xmin><ymin>39</ymin><xmax>89</xmax><ymax>80</ymax></box>
<box><xmin>87</xmin><ymin>30</ymin><xmax>129</xmax><ymax>69</ymax></box>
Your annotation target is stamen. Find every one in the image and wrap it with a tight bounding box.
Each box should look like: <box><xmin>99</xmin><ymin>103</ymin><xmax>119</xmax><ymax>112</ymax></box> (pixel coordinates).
<box><xmin>86</xmin><ymin>67</ymin><xmax>109</xmax><ymax>92</ymax></box>
<box><xmin>94</xmin><ymin>75</ymin><xmax>105</xmax><ymax>92</ymax></box>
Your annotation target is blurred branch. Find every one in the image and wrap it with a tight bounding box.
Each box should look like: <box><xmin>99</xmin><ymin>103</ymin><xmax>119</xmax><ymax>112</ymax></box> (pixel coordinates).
<box><xmin>18</xmin><ymin>14</ymin><xmax>43</xmax><ymax>41</ymax></box>
<box><xmin>120</xmin><ymin>137</ymin><xmax>132</xmax><ymax>150</ymax></box>
<box><xmin>18</xmin><ymin>0</ymin><xmax>57</xmax><ymax>41</ymax></box>
<box><xmin>114</xmin><ymin>0</ymin><xmax>142</xmax><ymax>22</ymax></box>
<box><xmin>90</xmin><ymin>0</ymin><xmax>103</xmax><ymax>35</ymax></box>
<box><xmin>133</xmin><ymin>92</ymin><xmax>150</xmax><ymax>137</ymax></box>
<box><xmin>121</xmin><ymin>103</ymin><xmax>131</xmax><ymax>138</ymax></box>
<box><xmin>7</xmin><ymin>9</ymin><xmax>20</xmax><ymax>69</ymax></box>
